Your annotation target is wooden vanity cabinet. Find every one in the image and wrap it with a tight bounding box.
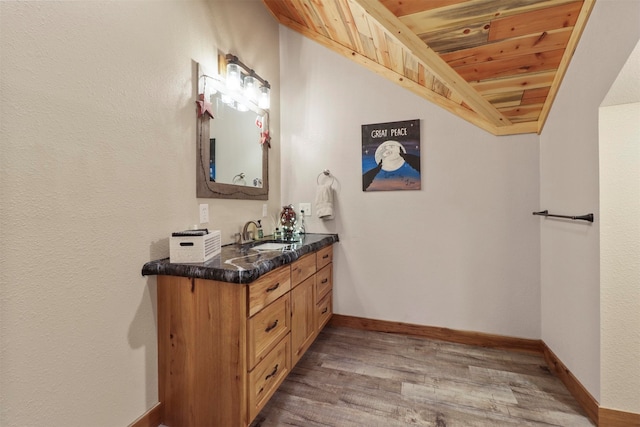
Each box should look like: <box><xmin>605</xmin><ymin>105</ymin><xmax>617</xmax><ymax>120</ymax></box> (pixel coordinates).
<box><xmin>157</xmin><ymin>276</ymin><xmax>250</xmax><ymax>427</ymax></box>
<box><xmin>157</xmin><ymin>244</ymin><xmax>334</xmax><ymax>427</ymax></box>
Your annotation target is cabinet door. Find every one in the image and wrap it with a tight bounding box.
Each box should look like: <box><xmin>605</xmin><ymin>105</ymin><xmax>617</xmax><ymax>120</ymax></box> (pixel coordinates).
<box><xmin>290</xmin><ymin>275</ymin><xmax>316</xmax><ymax>366</ymax></box>
<box><xmin>158</xmin><ymin>276</ymin><xmax>248</xmax><ymax>427</ymax></box>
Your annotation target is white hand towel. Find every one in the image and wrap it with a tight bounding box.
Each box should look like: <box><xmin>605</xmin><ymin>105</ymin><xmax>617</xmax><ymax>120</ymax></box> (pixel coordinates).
<box><xmin>315</xmin><ymin>183</ymin><xmax>334</xmax><ymax>220</ymax></box>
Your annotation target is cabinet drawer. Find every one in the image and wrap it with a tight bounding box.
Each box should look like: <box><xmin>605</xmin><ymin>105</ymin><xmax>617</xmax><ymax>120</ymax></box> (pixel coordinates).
<box><xmin>316</xmin><ymin>245</ymin><xmax>333</xmax><ymax>270</ymax></box>
<box><xmin>248</xmin><ymin>266</ymin><xmax>291</xmax><ymax>317</ymax></box>
<box><xmin>248</xmin><ymin>334</ymin><xmax>291</xmax><ymax>421</ymax></box>
<box><xmin>248</xmin><ymin>294</ymin><xmax>290</xmax><ymax>370</ymax></box>
<box><xmin>291</xmin><ymin>253</ymin><xmax>316</xmax><ymax>287</ymax></box>
<box><xmin>316</xmin><ymin>292</ymin><xmax>332</xmax><ymax>332</ymax></box>
<box><xmin>316</xmin><ymin>264</ymin><xmax>332</xmax><ymax>301</ymax></box>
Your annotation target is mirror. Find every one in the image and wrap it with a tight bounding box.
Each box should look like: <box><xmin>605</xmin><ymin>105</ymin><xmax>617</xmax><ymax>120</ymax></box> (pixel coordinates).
<box><xmin>209</xmin><ymin>96</ymin><xmax>263</xmax><ymax>186</ymax></box>
<box><xmin>196</xmin><ymin>61</ymin><xmax>269</xmax><ymax>200</ymax></box>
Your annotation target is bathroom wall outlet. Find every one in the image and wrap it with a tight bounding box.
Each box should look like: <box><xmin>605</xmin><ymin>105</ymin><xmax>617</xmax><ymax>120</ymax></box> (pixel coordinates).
<box><xmin>262</xmin><ymin>204</ymin><xmax>268</xmax><ymax>218</ymax></box>
<box><xmin>299</xmin><ymin>203</ymin><xmax>311</xmax><ymax>217</ymax></box>
<box><xmin>199</xmin><ymin>203</ymin><xmax>209</xmax><ymax>224</ymax></box>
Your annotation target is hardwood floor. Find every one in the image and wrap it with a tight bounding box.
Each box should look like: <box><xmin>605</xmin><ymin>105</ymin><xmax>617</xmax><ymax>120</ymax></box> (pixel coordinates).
<box><xmin>250</xmin><ymin>326</ymin><xmax>594</xmax><ymax>427</ymax></box>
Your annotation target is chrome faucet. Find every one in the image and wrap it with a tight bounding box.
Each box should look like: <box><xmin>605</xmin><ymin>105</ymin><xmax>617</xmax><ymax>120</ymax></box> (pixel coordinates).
<box><xmin>242</xmin><ymin>220</ymin><xmax>260</xmax><ymax>242</ymax></box>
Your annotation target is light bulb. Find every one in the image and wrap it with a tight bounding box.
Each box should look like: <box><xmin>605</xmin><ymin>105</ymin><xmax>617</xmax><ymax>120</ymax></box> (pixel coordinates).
<box><xmin>258</xmin><ymin>85</ymin><xmax>270</xmax><ymax>109</ymax></box>
<box><xmin>244</xmin><ymin>76</ymin><xmax>259</xmax><ymax>102</ymax></box>
<box><xmin>226</xmin><ymin>63</ymin><xmax>242</xmax><ymax>93</ymax></box>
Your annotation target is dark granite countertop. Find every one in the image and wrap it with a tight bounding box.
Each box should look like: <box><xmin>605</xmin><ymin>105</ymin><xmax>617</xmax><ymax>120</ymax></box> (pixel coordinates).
<box><xmin>141</xmin><ymin>233</ymin><xmax>339</xmax><ymax>284</ymax></box>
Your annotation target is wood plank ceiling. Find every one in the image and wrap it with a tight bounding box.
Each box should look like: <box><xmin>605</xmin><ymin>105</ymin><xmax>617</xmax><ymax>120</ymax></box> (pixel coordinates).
<box><xmin>261</xmin><ymin>0</ymin><xmax>595</xmax><ymax>135</ymax></box>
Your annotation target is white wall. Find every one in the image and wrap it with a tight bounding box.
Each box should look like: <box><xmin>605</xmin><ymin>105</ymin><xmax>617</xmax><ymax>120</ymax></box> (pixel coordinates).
<box><xmin>0</xmin><ymin>1</ymin><xmax>279</xmax><ymax>426</ymax></box>
<box><xmin>539</xmin><ymin>0</ymin><xmax>640</xmax><ymax>402</ymax></box>
<box><xmin>599</xmin><ymin>38</ymin><xmax>640</xmax><ymax>413</ymax></box>
<box><xmin>600</xmin><ymin>101</ymin><xmax>640</xmax><ymax>413</ymax></box>
<box><xmin>280</xmin><ymin>27</ymin><xmax>541</xmax><ymax>339</ymax></box>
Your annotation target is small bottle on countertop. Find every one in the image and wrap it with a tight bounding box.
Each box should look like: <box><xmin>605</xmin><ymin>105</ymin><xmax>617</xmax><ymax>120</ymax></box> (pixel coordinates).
<box><xmin>257</xmin><ymin>220</ymin><xmax>264</xmax><ymax>239</ymax></box>
<box><xmin>299</xmin><ymin>210</ymin><xmax>306</xmax><ymax>235</ymax></box>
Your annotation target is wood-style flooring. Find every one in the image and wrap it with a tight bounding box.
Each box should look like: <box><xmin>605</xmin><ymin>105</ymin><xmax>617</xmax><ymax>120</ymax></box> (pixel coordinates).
<box><xmin>250</xmin><ymin>326</ymin><xmax>594</xmax><ymax>427</ymax></box>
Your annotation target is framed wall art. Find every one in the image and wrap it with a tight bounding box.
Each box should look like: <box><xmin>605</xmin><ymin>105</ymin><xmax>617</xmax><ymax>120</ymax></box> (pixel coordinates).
<box><xmin>361</xmin><ymin>119</ymin><xmax>421</xmax><ymax>191</ymax></box>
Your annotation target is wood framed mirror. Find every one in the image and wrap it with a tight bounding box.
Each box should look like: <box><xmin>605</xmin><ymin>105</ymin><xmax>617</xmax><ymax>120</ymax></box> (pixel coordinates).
<box><xmin>196</xmin><ymin>61</ymin><xmax>269</xmax><ymax>200</ymax></box>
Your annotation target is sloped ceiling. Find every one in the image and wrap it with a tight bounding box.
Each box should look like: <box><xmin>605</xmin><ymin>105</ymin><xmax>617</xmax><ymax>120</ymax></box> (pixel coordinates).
<box><xmin>262</xmin><ymin>0</ymin><xmax>595</xmax><ymax>135</ymax></box>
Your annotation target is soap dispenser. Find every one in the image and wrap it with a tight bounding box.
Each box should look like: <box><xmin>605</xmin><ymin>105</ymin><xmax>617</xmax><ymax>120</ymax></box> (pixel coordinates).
<box><xmin>256</xmin><ymin>220</ymin><xmax>264</xmax><ymax>239</ymax></box>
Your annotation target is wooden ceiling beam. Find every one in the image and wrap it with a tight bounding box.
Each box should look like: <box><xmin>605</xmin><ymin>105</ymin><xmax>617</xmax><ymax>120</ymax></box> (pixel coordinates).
<box><xmin>493</xmin><ymin>121</ymin><xmax>538</xmax><ymax>136</ymax></box>
<box><xmin>353</xmin><ymin>0</ymin><xmax>512</xmax><ymax>128</ymax></box>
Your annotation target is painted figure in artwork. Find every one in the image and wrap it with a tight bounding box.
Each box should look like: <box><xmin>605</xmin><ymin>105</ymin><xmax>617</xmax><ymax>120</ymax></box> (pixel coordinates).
<box><xmin>362</xmin><ymin>140</ymin><xmax>420</xmax><ymax>190</ymax></box>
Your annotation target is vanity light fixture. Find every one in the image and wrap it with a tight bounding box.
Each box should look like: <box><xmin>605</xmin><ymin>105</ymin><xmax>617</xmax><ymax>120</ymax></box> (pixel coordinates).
<box><xmin>225</xmin><ymin>54</ymin><xmax>270</xmax><ymax>111</ymax></box>
<box><xmin>199</xmin><ymin>54</ymin><xmax>271</xmax><ymax>115</ymax></box>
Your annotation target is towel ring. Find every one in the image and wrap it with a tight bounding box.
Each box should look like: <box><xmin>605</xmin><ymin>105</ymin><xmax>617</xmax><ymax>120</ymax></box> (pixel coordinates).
<box><xmin>232</xmin><ymin>172</ymin><xmax>246</xmax><ymax>185</ymax></box>
<box><xmin>317</xmin><ymin>169</ymin><xmax>335</xmax><ymax>185</ymax></box>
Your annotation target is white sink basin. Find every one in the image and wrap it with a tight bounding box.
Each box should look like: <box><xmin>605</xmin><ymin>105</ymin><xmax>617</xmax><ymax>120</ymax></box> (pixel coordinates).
<box><xmin>252</xmin><ymin>242</ymin><xmax>291</xmax><ymax>251</ymax></box>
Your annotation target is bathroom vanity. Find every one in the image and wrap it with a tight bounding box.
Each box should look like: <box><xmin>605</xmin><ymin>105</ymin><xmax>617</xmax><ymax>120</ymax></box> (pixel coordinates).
<box><xmin>141</xmin><ymin>233</ymin><xmax>338</xmax><ymax>427</ymax></box>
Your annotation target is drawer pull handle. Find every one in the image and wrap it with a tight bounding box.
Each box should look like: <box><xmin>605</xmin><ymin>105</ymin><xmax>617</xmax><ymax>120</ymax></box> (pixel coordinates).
<box><xmin>321</xmin><ymin>307</ymin><xmax>328</xmax><ymax>314</ymax></box>
<box><xmin>265</xmin><ymin>364</ymin><xmax>279</xmax><ymax>381</ymax></box>
<box><xmin>323</xmin><ymin>254</ymin><xmax>329</xmax><ymax>259</ymax></box>
<box><xmin>265</xmin><ymin>319</ymin><xmax>279</xmax><ymax>332</ymax></box>
<box><xmin>321</xmin><ymin>278</ymin><xmax>328</xmax><ymax>284</ymax></box>
<box><xmin>266</xmin><ymin>283</ymin><xmax>280</xmax><ymax>293</ymax></box>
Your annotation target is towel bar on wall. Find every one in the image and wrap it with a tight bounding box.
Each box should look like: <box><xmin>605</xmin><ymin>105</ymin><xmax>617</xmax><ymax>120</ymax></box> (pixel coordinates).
<box><xmin>533</xmin><ymin>210</ymin><xmax>594</xmax><ymax>223</ymax></box>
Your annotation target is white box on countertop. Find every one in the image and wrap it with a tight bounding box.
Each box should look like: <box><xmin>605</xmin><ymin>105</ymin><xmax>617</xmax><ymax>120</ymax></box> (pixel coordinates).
<box><xmin>170</xmin><ymin>229</ymin><xmax>221</xmax><ymax>263</ymax></box>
